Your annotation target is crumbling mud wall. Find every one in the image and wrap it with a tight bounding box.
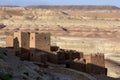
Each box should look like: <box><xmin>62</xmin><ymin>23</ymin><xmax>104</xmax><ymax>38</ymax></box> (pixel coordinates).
<box><xmin>6</xmin><ymin>35</ymin><xmax>14</xmax><ymax>54</ymax></box>
<box><xmin>66</xmin><ymin>60</ymin><xmax>86</xmax><ymax>72</ymax></box>
<box><xmin>84</xmin><ymin>53</ymin><xmax>105</xmax><ymax>67</ymax></box>
<box><xmin>6</xmin><ymin>35</ymin><xmax>14</xmax><ymax>48</ymax></box>
<box><xmin>30</xmin><ymin>32</ymin><xmax>50</xmax><ymax>62</ymax></box>
<box><xmin>30</xmin><ymin>32</ymin><xmax>50</xmax><ymax>51</ymax></box>
<box><xmin>57</xmin><ymin>49</ymin><xmax>84</xmax><ymax>64</ymax></box>
<box><xmin>48</xmin><ymin>48</ymin><xmax>84</xmax><ymax>64</ymax></box>
<box><xmin>14</xmin><ymin>31</ymin><xmax>30</xmax><ymax>60</ymax></box>
<box><xmin>84</xmin><ymin>53</ymin><xmax>107</xmax><ymax>75</ymax></box>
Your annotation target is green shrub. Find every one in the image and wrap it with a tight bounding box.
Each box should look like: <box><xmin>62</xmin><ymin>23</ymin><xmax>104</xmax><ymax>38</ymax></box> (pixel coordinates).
<box><xmin>0</xmin><ymin>73</ymin><xmax>12</xmax><ymax>80</ymax></box>
<box><xmin>0</xmin><ymin>55</ymin><xmax>4</xmax><ymax>60</ymax></box>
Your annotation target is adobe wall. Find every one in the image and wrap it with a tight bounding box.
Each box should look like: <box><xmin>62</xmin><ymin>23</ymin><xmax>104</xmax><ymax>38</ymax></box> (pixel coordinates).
<box><xmin>84</xmin><ymin>53</ymin><xmax>106</xmax><ymax>75</ymax></box>
<box><xmin>47</xmin><ymin>52</ymin><xmax>58</xmax><ymax>64</ymax></box>
<box><xmin>84</xmin><ymin>55</ymin><xmax>92</xmax><ymax>64</ymax></box>
<box><xmin>6</xmin><ymin>35</ymin><xmax>15</xmax><ymax>55</ymax></box>
<box><xmin>36</xmin><ymin>32</ymin><xmax>50</xmax><ymax>52</ymax></box>
<box><xmin>30</xmin><ymin>32</ymin><xmax>50</xmax><ymax>62</ymax></box>
<box><xmin>21</xmin><ymin>32</ymin><xmax>30</xmax><ymax>50</ymax></box>
<box><xmin>30</xmin><ymin>32</ymin><xmax>35</xmax><ymax>48</ymax></box>
<box><xmin>6</xmin><ymin>35</ymin><xmax>14</xmax><ymax>48</ymax></box>
<box><xmin>14</xmin><ymin>31</ymin><xmax>30</xmax><ymax>60</ymax></box>
<box><xmin>49</xmin><ymin>49</ymin><xmax>84</xmax><ymax>64</ymax></box>
<box><xmin>91</xmin><ymin>53</ymin><xmax>105</xmax><ymax>67</ymax></box>
<box><xmin>86</xmin><ymin>63</ymin><xmax>107</xmax><ymax>75</ymax></box>
<box><xmin>30</xmin><ymin>52</ymin><xmax>47</xmax><ymax>63</ymax></box>
<box><xmin>13</xmin><ymin>31</ymin><xmax>20</xmax><ymax>56</ymax></box>
<box><xmin>30</xmin><ymin>32</ymin><xmax>50</xmax><ymax>52</ymax></box>
<box><xmin>84</xmin><ymin>53</ymin><xmax>105</xmax><ymax>67</ymax></box>
<box><xmin>67</xmin><ymin>60</ymin><xmax>86</xmax><ymax>72</ymax></box>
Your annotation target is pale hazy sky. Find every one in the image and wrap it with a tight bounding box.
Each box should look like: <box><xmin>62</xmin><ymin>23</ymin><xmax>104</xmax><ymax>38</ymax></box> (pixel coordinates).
<box><xmin>0</xmin><ymin>0</ymin><xmax>120</xmax><ymax>7</ymax></box>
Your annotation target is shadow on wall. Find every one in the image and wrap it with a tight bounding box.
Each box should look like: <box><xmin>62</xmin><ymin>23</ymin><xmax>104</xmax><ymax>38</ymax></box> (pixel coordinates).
<box><xmin>3</xmin><ymin>46</ymin><xmax>120</xmax><ymax>80</ymax></box>
<box><xmin>0</xmin><ymin>48</ymin><xmax>120</xmax><ymax>80</ymax></box>
<box><xmin>6</xmin><ymin>45</ymin><xmax>108</xmax><ymax>75</ymax></box>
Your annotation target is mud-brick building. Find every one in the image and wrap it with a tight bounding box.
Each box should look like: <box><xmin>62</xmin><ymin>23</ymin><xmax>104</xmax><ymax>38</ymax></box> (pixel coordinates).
<box><xmin>84</xmin><ymin>53</ymin><xmax>107</xmax><ymax>75</ymax></box>
<box><xmin>6</xmin><ymin>31</ymin><xmax>51</xmax><ymax>62</ymax></box>
<box><xmin>29</xmin><ymin>32</ymin><xmax>50</xmax><ymax>62</ymax></box>
<box><xmin>14</xmin><ymin>31</ymin><xmax>30</xmax><ymax>60</ymax></box>
<box><xmin>48</xmin><ymin>48</ymin><xmax>84</xmax><ymax>64</ymax></box>
<box><xmin>6</xmin><ymin>35</ymin><xmax>14</xmax><ymax>48</ymax></box>
<box><xmin>30</xmin><ymin>32</ymin><xmax>50</xmax><ymax>52</ymax></box>
<box><xmin>6</xmin><ymin>35</ymin><xmax>14</xmax><ymax>54</ymax></box>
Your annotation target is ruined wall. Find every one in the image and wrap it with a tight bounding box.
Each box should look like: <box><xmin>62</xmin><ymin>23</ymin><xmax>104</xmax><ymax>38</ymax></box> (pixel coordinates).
<box><xmin>84</xmin><ymin>53</ymin><xmax>105</xmax><ymax>67</ymax></box>
<box><xmin>35</xmin><ymin>32</ymin><xmax>50</xmax><ymax>52</ymax></box>
<box><xmin>6</xmin><ymin>35</ymin><xmax>14</xmax><ymax>54</ymax></box>
<box><xmin>30</xmin><ymin>32</ymin><xmax>50</xmax><ymax>51</ymax></box>
<box><xmin>47</xmin><ymin>52</ymin><xmax>58</xmax><ymax>64</ymax></box>
<box><xmin>86</xmin><ymin>63</ymin><xmax>107</xmax><ymax>75</ymax></box>
<box><xmin>30</xmin><ymin>51</ymin><xmax>47</xmax><ymax>63</ymax></box>
<box><xmin>84</xmin><ymin>55</ymin><xmax>91</xmax><ymax>64</ymax></box>
<box><xmin>91</xmin><ymin>53</ymin><xmax>105</xmax><ymax>67</ymax></box>
<box><xmin>30</xmin><ymin>32</ymin><xmax>35</xmax><ymax>49</ymax></box>
<box><xmin>6</xmin><ymin>35</ymin><xmax>14</xmax><ymax>48</ymax></box>
<box><xmin>14</xmin><ymin>31</ymin><xmax>30</xmax><ymax>60</ymax></box>
<box><xmin>48</xmin><ymin>49</ymin><xmax>84</xmax><ymax>64</ymax></box>
<box><xmin>67</xmin><ymin>60</ymin><xmax>86</xmax><ymax>72</ymax></box>
<box><xmin>84</xmin><ymin>53</ymin><xmax>106</xmax><ymax>75</ymax></box>
<box><xmin>30</xmin><ymin>32</ymin><xmax>50</xmax><ymax>62</ymax></box>
<box><xmin>13</xmin><ymin>31</ymin><xmax>21</xmax><ymax>56</ymax></box>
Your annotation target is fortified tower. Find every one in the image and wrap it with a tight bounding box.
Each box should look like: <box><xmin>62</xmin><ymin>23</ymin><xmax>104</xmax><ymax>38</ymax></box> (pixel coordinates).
<box><xmin>30</xmin><ymin>32</ymin><xmax>50</xmax><ymax>62</ymax></box>
<box><xmin>84</xmin><ymin>53</ymin><xmax>107</xmax><ymax>75</ymax></box>
<box><xmin>30</xmin><ymin>32</ymin><xmax>50</xmax><ymax>51</ymax></box>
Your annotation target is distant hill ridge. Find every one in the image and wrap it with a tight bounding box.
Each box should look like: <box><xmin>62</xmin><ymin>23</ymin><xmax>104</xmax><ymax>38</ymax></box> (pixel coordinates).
<box><xmin>0</xmin><ymin>5</ymin><xmax>120</xmax><ymax>10</ymax></box>
<box><xmin>26</xmin><ymin>5</ymin><xmax>120</xmax><ymax>10</ymax></box>
<box><xmin>0</xmin><ymin>5</ymin><xmax>25</xmax><ymax>10</ymax></box>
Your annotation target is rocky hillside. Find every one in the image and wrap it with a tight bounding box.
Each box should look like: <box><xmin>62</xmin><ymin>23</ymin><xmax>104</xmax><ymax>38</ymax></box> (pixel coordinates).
<box><xmin>26</xmin><ymin>5</ymin><xmax>120</xmax><ymax>10</ymax></box>
<box><xmin>0</xmin><ymin>47</ymin><xmax>97</xmax><ymax>80</ymax></box>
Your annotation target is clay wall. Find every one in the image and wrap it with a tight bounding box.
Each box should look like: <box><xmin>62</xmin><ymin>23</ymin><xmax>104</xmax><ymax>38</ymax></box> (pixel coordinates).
<box><xmin>6</xmin><ymin>35</ymin><xmax>14</xmax><ymax>48</ymax></box>
<box><xmin>84</xmin><ymin>53</ymin><xmax>105</xmax><ymax>67</ymax></box>
<box><xmin>30</xmin><ymin>51</ymin><xmax>47</xmax><ymax>63</ymax></box>
<box><xmin>84</xmin><ymin>55</ymin><xmax>92</xmax><ymax>64</ymax></box>
<box><xmin>49</xmin><ymin>49</ymin><xmax>84</xmax><ymax>64</ymax></box>
<box><xmin>36</xmin><ymin>32</ymin><xmax>50</xmax><ymax>52</ymax></box>
<box><xmin>67</xmin><ymin>60</ymin><xmax>86</xmax><ymax>72</ymax></box>
<box><xmin>91</xmin><ymin>53</ymin><xmax>105</xmax><ymax>67</ymax></box>
<box><xmin>13</xmin><ymin>31</ymin><xmax>30</xmax><ymax>60</ymax></box>
<box><xmin>29</xmin><ymin>32</ymin><xmax>50</xmax><ymax>62</ymax></box>
<box><xmin>30</xmin><ymin>32</ymin><xmax>50</xmax><ymax>51</ymax></box>
<box><xmin>6</xmin><ymin>35</ymin><xmax>15</xmax><ymax>54</ymax></box>
<box><xmin>86</xmin><ymin>63</ymin><xmax>107</xmax><ymax>75</ymax></box>
<box><xmin>13</xmin><ymin>32</ymin><xmax>20</xmax><ymax>56</ymax></box>
<box><xmin>84</xmin><ymin>53</ymin><xmax>106</xmax><ymax>75</ymax></box>
<box><xmin>47</xmin><ymin>52</ymin><xmax>58</xmax><ymax>64</ymax></box>
<box><xmin>50</xmin><ymin>46</ymin><xmax>59</xmax><ymax>52</ymax></box>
